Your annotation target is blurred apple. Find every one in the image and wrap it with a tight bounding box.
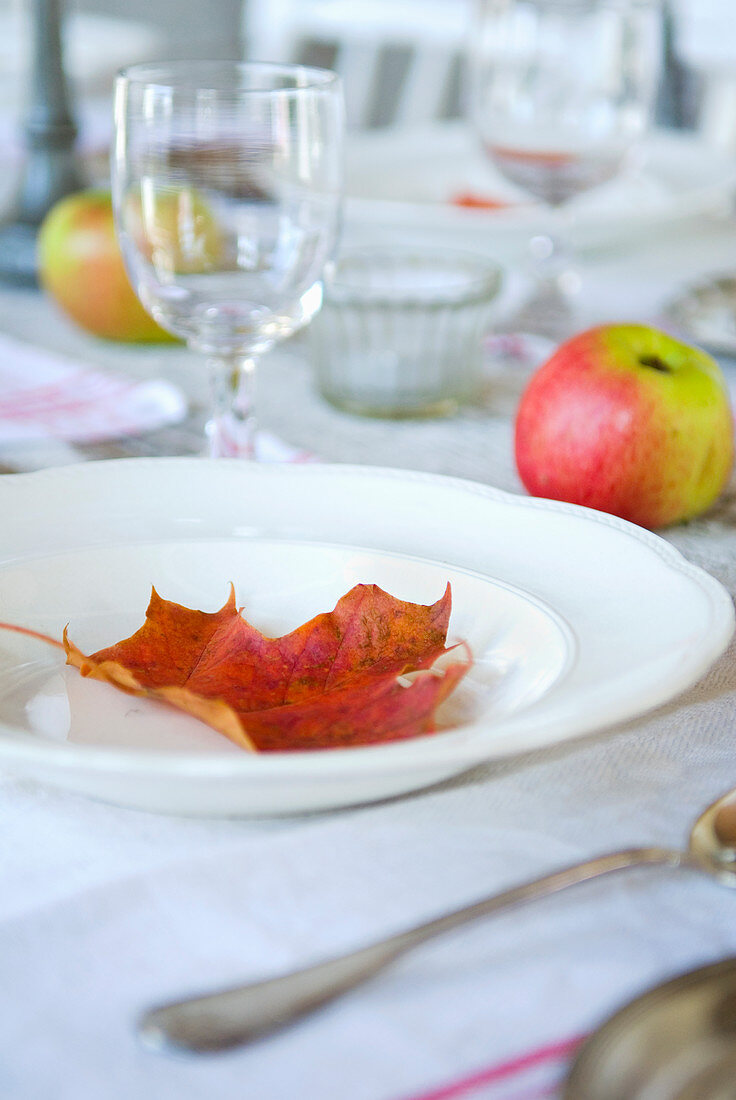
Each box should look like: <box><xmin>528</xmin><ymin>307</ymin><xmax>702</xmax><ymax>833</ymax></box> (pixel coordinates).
<box><xmin>514</xmin><ymin>323</ymin><xmax>734</xmax><ymax>529</ymax></box>
<box><xmin>123</xmin><ymin>186</ymin><xmax>224</xmax><ymax>277</ymax></box>
<box><xmin>37</xmin><ymin>190</ymin><xmax>177</xmax><ymax>343</ymax></box>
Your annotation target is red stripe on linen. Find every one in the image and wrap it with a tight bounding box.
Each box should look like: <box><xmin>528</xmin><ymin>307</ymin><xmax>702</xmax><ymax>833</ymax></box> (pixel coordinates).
<box><xmin>397</xmin><ymin>1035</ymin><xmax>586</xmax><ymax>1100</ymax></box>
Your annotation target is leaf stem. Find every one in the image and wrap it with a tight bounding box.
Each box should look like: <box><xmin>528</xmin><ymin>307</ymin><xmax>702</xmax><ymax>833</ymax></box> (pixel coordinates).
<box><xmin>0</xmin><ymin>621</ymin><xmax>64</xmax><ymax>649</ymax></box>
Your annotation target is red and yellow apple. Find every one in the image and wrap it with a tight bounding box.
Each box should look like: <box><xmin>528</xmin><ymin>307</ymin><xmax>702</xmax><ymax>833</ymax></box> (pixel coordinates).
<box><xmin>37</xmin><ymin>189</ymin><xmax>176</xmax><ymax>343</ymax></box>
<box><xmin>514</xmin><ymin>323</ymin><xmax>734</xmax><ymax>529</ymax></box>
<box><xmin>123</xmin><ymin>187</ymin><xmax>224</xmax><ymax>276</ymax></box>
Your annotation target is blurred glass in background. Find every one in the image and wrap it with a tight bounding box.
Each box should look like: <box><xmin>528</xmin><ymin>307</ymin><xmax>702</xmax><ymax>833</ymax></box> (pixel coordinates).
<box><xmin>241</xmin><ymin>0</ymin><xmax>736</xmax><ymax>148</ymax></box>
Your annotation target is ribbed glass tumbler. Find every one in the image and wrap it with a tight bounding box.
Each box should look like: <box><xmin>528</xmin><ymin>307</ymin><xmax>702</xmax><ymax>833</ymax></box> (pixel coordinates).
<box><xmin>310</xmin><ymin>247</ymin><xmax>503</xmax><ymax>417</ymax></box>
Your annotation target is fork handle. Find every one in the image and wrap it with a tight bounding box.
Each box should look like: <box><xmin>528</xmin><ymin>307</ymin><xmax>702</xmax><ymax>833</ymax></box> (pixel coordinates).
<box><xmin>139</xmin><ymin>845</ymin><xmax>688</xmax><ymax>1053</ymax></box>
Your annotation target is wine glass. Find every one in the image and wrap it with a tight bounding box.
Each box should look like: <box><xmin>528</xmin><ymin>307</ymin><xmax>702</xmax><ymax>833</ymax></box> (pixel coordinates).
<box><xmin>112</xmin><ymin>61</ymin><xmax>344</xmax><ymax>458</ymax></box>
<box><xmin>469</xmin><ymin>0</ymin><xmax>662</xmax><ymax>347</ymax></box>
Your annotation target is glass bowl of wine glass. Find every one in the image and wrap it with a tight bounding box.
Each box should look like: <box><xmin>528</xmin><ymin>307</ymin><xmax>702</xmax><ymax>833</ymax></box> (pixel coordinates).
<box><xmin>112</xmin><ymin>60</ymin><xmax>344</xmax><ymax>458</ymax></box>
<box><xmin>469</xmin><ymin>0</ymin><xmax>662</xmax><ymax>347</ymax></box>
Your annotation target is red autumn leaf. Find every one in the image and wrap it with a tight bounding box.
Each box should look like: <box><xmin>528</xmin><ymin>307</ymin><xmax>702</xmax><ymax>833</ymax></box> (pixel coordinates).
<box><xmin>62</xmin><ymin>583</ymin><xmax>471</xmax><ymax>752</ymax></box>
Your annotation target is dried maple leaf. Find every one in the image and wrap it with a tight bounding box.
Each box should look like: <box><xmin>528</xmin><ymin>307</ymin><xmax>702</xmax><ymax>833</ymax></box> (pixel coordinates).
<box><xmin>62</xmin><ymin>584</ymin><xmax>471</xmax><ymax>752</ymax></box>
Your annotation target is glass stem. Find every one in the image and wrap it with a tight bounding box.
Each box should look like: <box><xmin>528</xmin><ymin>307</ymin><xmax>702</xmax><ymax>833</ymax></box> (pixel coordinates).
<box><xmin>529</xmin><ymin>203</ymin><xmax>578</xmax><ymax>294</ymax></box>
<box><xmin>206</xmin><ymin>355</ymin><xmax>257</xmax><ymax>459</ymax></box>
<box><xmin>513</xmin><ymin>205</ymin><xmax>582</xmax><ymax>342</ymax></box>
<box><xmin>529</xmin><ymin>230</ymin><xmax>572</xmax><ymax>286</ymax></box>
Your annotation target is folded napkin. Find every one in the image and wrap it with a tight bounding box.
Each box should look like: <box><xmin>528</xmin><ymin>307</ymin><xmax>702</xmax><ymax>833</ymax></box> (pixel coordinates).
<box><xmin>0</xmin><ymin>333</ymin><xmax>187</xmax><ymax>445</ymax></box>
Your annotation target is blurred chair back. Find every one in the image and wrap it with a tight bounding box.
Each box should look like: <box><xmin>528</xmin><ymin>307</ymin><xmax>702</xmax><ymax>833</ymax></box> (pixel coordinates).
<box><xmin>669</xmin><ymin>0</ymin><xmax>736</xmax><ymax>151</ymax></box>
<box><xmin>243</xmin><ymin>0</ymin><xmax>470</xmax><ymax>129</ymax></box>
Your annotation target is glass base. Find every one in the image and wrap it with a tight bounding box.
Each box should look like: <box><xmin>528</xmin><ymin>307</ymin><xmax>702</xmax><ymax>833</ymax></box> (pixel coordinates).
<box><xmin>204</xmin><ymin>418</ymin><xmax>256</xmax><ymax>459</ymax></box>
<box><xmin>499</xmin><ymin>275</ymin><xmax>579</xmax><ymax>345</ymax></box>
<box><xmin>481</xmin><ymin>332</ymin><xmax>555</xmax><ymax>417</ymax></box>
<box><xmin>319</xmin><ymin>388</ymin><xmax>461</xmax><ymax>420</ymax></box>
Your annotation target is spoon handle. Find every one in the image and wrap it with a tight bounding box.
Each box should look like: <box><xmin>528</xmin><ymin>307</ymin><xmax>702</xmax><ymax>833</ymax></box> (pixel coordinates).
<box><xmin>140</xmin><ymin>845</ymin><xmax>688</xmax><ymax>1054</ymax></box>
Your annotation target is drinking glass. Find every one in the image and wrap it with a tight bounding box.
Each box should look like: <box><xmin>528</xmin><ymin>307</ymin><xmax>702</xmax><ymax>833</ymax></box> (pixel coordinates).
<box><xmin>112</xmin><ymin>61</ymin><xmax>344</xmax><ymax>458</ymax></box>
<box><xmin>469</xmin><ymin>0</ymin><xmax>661</xmax><ymax>343</ymax></box>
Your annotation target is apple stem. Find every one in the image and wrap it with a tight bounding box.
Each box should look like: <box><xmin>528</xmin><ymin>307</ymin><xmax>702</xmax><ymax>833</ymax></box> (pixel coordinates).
<box><xmin>639</xmin><ymin>354</ymin><xmax>671</xmax><ymax>373</ymax></box>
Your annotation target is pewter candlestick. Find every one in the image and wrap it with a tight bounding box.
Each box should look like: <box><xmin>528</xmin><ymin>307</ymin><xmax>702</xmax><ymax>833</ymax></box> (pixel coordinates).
<box><xmin>0</xmin><ymin>0</ymin><xmax>85</xmax><ymax>286</ymax></box>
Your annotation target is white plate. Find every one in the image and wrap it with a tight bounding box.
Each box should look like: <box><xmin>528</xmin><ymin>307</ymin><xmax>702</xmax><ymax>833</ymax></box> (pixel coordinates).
<box><xmin>0</xmin><ymin>459</ymin><xmax>731</xmax><ymax>816</ymax></box>
<box><xmin>344</xmin><ymin>123</ymin><xmax>736</xmax><ymax>254</ymax></box>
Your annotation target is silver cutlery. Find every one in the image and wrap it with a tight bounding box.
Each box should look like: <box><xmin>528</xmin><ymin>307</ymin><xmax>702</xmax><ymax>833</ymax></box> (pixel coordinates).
<box><xmin>139</xmin><ymin>785</ymin><xmax>736</xmax><ymax>1054</ymax></box>
<box><xmin>564</xmin><ymin>956</ymin><xmax>736</xmax><ymax>1098</ymax></box>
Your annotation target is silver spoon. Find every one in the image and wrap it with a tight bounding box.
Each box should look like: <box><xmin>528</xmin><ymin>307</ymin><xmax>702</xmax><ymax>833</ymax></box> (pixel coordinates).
<box><xmin>139</xmin><ymin>786</ymin><xmax>736</xmax><ymax>1054</ymax></box>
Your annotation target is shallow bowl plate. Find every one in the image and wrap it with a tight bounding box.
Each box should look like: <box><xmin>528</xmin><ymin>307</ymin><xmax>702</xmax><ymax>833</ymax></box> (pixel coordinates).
<box><xmin>0</xmin><ymin>460</ymin><xmax>731</xmax><ymax>816</ymax></box>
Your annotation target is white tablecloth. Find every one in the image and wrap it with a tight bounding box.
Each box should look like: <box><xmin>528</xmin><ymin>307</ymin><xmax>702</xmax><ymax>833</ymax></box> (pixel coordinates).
<box><xmin>2</xmin><ymin>199</ymin><xmax>736</xmax><ymax>1099</ymax></box>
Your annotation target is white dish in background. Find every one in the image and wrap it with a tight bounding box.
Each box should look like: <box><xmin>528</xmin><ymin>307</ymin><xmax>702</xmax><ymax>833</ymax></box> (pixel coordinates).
<box><xmin>0</xmin><ymin>459</ymin><xmax>731</xmax><ymax>817</ymax></box>
<box><xmin>344</xmin><ymin>123</ymin><xmax>736</xmax><ymax>254</ymax></box>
